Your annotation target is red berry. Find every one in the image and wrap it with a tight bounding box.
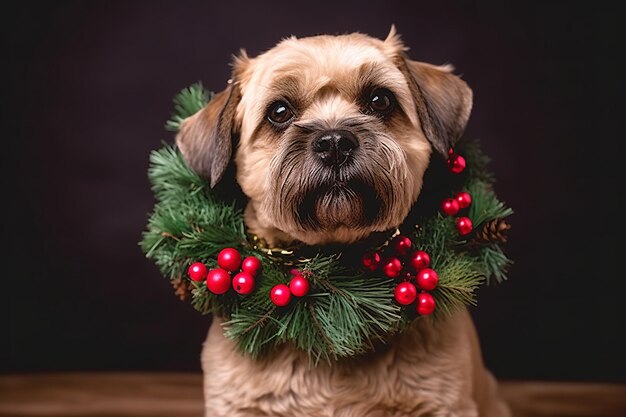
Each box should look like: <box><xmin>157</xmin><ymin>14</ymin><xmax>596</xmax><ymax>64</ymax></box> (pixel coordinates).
<box><xmin>417</xmin><ymin>292</ymin><xmax>436</xmax><ymax>315</ymax></box>
<box><xmin>416</xmin><ymin>268</ymin><xmax>439</xmax><ymax>291</ymax></box>
<box><xmin>206</xmin><ymin>268</ymin><xmax>231</xmax><ymax>294</ymax></box>
<box><xmin>187</xmin><ymin>262</ymin><xmax>207</xmax><ymax>282</ymax></box>
<box><xmin>362</xmin><ymin>251</ymin><xmax>381</xmax><ymax>271</ymax></box>
<box><xmin>232</xmin><ymin>271</ymin><xmax>255</xmax><ymax>295</ymax></box>
<box><xmin>290</xmin><ymin>268</ymin><xmax>301</xmax><ymax>276</ymax></box>
<box><xmin>456</xmin><ymin>217</ymin><xmax>473</xmax><ymax>236</ymax></box>
<box><xmin>456</xmin><ymin>191</ymin><xmax>472</xmax><ymax>209</ymax></box>
<box><xmin>289</xmin><ymin>275</ymin><xmax>310</xmax><ymax>297</ymax></box>
<box><xmin>394</xmin><ymin>282</ymin><xmax>417</xmax><ymax>305</ymax></box>
<box><xmin>270</xmin><ymin>284</ymin><xmax>292</xmax><ymax>306</ymax></box>
<box><xmin>241</xmin><ymin>256</ymin><xmax>262</xmax><ymax>276</ymax></box>
<box><xmin>408</xmin><ymin>250</ymin><xmax>430</xmax><ymax>271</ymax></box>
<box><xmin>441</xmin><ymin>198</ymin><xmax>460</xmax><ymax>216</ymax></box>
<box><xmin>383</xmin><ymin>257</ymin><xmax>403</xmax><ymax>278</ymax></box>
<box><xmin>217</xmin><ymin>248</ymin><xmax>242</xmax><ymax>272</ymax></box>
<box><xmin>392</xmin><ymin>236</ymin><xmax>412</xmax><ymax>256</ymax></box>
<box><xmin>448</xmin><ymin>153</ymin><xmax>466</xmax><ymax>174</ymax></box>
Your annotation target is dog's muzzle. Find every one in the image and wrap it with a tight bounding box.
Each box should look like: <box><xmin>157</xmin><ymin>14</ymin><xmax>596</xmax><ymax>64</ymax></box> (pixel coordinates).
<box><xmin>312</xmin><ymin>130</ymin><xmax>359</xmax><ymax>167</ymax></box>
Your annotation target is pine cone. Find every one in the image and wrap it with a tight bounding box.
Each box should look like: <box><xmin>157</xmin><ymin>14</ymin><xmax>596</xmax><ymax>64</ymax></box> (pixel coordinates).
<box><xmin>171</xmin><ymin>277</ymin><xmax>190</xmax><ymax>301</ymax></box>
<box><xmin>469</xmin><ymin>218</ymin><xmax>511</xmax><ymax>245</ymax></box>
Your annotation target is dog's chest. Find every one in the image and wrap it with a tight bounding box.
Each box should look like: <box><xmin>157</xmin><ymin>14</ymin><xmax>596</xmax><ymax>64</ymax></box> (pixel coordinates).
<box><xmin>201</xmin><ymin>312</ymin><xmax>478</xmax><ymax>417</ymax></box>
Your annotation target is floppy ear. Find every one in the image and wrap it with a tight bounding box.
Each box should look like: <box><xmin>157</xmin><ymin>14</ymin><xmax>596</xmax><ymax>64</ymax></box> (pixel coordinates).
<box><xmin>176</xmin><ymin>83</ymin><xmax>241</xmax><ymax>188</ymax></box>
<box><xmin>398</xmin><ymin>58</ymin><xmax>473</xmax><ymax>156</ymax></box>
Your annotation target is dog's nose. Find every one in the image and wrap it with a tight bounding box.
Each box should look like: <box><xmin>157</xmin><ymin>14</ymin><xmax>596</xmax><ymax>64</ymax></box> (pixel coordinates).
<box><xmin>312</xmin><ymin>130</ymin><xmax>359</xmax><ymax>166</ymax></box>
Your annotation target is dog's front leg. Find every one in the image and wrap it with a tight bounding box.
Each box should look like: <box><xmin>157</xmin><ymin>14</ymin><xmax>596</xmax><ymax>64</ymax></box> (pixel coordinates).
<box><xmin>201</xmin><ymin>317</ymin><xmax>303</xmax><ymax>417</ymax></box>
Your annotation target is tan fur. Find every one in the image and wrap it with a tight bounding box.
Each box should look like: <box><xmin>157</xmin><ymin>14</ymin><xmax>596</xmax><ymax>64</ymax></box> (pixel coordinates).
<box><xmin>202</xmin><ymin>309</ymin><xmax>510</xmax><ymax>417</ymax></box>
<box><xmin>178</xmin><ymin>26</ymin><xmax>510</xmax><ymax>416</ymax></box>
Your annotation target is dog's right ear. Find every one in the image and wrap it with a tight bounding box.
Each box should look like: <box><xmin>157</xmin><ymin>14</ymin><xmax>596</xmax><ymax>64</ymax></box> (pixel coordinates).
<box><xmin>398</xmin><ymin>59</ymin><xmax>473</xmax><ymax>157</ymax></box>
<box><xmin>176</xmin><ymin>82</ymin><xmax>241</xmax><ymax>188</ymax></box>
<box><xmin>384</xmin><ymin>27</ymin><xmax>473</xmax><ymax>157</ymax></box>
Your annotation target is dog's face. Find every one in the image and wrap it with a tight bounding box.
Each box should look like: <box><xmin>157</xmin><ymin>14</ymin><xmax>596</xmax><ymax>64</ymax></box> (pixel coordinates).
<box><xmin>177</xmin><ymin>28</ymin><xmax>472</xmax><ymax>245</ymax></box>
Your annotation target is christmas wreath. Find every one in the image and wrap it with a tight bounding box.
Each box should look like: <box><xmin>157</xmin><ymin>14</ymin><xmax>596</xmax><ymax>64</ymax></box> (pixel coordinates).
<box><xmin>140</xmin><ymin>83</ymin><xmax>513</xmax><ymax>364</ymax></box>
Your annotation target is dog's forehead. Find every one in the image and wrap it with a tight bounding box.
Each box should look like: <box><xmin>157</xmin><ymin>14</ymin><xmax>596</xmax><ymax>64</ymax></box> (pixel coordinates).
<box><xmin>275</xmin><ymin>35</ymin><xmax>390</xmax><ymax>68</ymax></box>
<box><xmin>250</xmin><ymin>34</ymin><xmax>397</xmax><ymax>86</ymax></box>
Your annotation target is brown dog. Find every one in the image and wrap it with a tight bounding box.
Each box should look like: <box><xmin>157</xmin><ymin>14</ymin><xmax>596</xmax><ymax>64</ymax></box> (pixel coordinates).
<box><xmin>177</xmin><ymin>27</ymin><xmax>511</xmax><ymax>417</ymax></box>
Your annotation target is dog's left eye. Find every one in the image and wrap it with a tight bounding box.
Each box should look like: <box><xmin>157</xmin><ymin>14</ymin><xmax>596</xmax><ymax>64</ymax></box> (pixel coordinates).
<box><xmin>267</xmin><ymin>101</ymin><xmax>295</xmax><ymax>126</ymax></box>
<box><xmin>369</xmin><ymin>88</ymin><xmax>396</xmax><ymax>116</ymax></box>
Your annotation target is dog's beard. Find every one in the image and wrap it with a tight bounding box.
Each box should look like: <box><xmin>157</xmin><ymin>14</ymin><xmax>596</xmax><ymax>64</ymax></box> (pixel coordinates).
<box><xmin>266</xmin><ymin>119</ymin><xmax>409</xmax><ymax>236</ymax></box>
<box><xmin>297</xmin><ymin>165</ymin><xmax>380</xmax><ymax>229</ymax></box>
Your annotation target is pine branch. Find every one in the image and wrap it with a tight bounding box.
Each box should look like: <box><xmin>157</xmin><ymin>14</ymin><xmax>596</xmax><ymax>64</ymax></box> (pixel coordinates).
<box><xmin>466</xmin><ymin>180</ymin><xmax>514</xmax><ymax>226</ymax></box>
<box><xmin>224</xmin><ymin>266</ymin><xmax>403</xmax><ymax>363</ymax></box>
<box><xmin>165</xmin><ymin>82</ymin><xmax>213</xmax><ymax>131</ymax></box>
<box><xmin>190</xmin><ymin>281</ymin><xmax>213</xmax><ymax>315</ymax></box>
<box><xmin>307</xmin><ymin>303</ymin><xmax>335</xmax><ymax>356</ymax></box>
<box><xmin>413</xmin><ymin>215</ymin><xmax>459</xmax><ymax>267</ymax></box>
<box><xmin>434</xmin><ymin>257</ymin><xmax>485</xmax><ymax>317</ymax></box>
<box><xmin>479</xmin><ymin>245</ymin><xmax>513</xmax><ymax>284</ymax></box>
<box><xmin>140</xmin><ymin>145</ymin><xmax>247</xmax><ymax>288</ymax></box>
<box><xmin>147</xmin><ymin>144</ymin><xmax>207</xmax><ymax>204</ymax></box>
<box><xmin>243</xmin><ymin>308</ymin><xmax>276</xmax><ymax>334</ymax></box>
<box><xmin>457</xmin><ymin>139</ymin><xmax>494</xmax><ymax>183</ymax></box>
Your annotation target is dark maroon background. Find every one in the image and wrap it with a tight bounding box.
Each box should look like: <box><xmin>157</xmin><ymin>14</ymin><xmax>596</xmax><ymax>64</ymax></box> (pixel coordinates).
<box><xmin>1</xmin><ymin>1</ymin><xmax>622</xmax><ymax>382</ymax></box>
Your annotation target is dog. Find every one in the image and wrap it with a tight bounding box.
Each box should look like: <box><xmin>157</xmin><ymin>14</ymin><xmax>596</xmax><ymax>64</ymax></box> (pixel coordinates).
<box><xmin>176</xmin><ymin>27</ymin><xmax>511</xmax><ymax>417</ymax></box>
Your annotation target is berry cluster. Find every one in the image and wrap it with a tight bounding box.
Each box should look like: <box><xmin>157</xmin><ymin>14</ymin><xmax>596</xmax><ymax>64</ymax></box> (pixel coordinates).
<box><xmin>187</xmin><ymin>248</ymin><xmax>261</xmax><ymax>295</ymax></box>
<box><xmin>362</xmin><ymin>236</ymin><xmax>437</xmax><ymax>315</ymax></box>
<box><xmin>270</xmin><ymin>269</ymin><xmax>311</xmax><ymax>307</ymax></box>
<box><xmin>444</xmin><ymin>148</ymin><xmax>473</xmax><ymax>236</ymax></box>
<box><xmin>441</xmin><ymin>190</ymin><xmax>473</xmax><ymax>236</ymax></box>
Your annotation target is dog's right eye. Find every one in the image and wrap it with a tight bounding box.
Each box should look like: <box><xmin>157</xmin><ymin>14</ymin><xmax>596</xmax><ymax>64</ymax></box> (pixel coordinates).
<box><xmin>267</xmin><ymin>101</ymin><xmax>295</xmax><ymax>126</ymax></box>
<box><xmin>368</xmin><ymin>88</ymin><xmax>396</xmax><ymax>116</ymax></box>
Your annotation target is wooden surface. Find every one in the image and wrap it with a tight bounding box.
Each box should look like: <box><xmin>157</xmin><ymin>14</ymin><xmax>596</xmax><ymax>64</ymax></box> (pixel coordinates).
<box><xmin>498</xmin><ymin>381</ymin><xmax>626</xmax><ymax>417</ymax></box>
<box><xmin>0</xmin><ymin>373</ymin><xmax>203</xmax><ymax>417</ymax></box>
<box><xmin>1</xmin><ymin>373</ymin><xmax>625</xmax><ymax>417</ymax></box>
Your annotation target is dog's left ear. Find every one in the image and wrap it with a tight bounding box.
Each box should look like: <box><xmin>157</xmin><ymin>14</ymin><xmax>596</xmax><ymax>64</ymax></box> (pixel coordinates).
<box><xmin>398</xmin><ymin>58</ymin><xmax>473</xmax><ymax>156</ymax></box>
<box><xmin>176</xmin><ymin>82</ymin><xmax>242</xmax><ymax>188</ymax></box>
